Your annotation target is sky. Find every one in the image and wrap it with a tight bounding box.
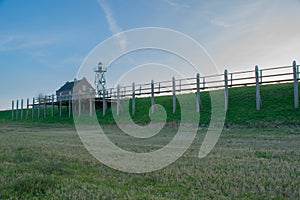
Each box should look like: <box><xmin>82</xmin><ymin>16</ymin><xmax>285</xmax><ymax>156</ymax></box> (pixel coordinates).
<box><xmin>1</xmin><ymin>0</ymin><xmax>300</xmax><ymax>110</ymax></box>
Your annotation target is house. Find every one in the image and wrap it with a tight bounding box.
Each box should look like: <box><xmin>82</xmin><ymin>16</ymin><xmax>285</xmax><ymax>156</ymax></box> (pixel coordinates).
<box><xmin>56</xmin><ymin>77</ymin><xmax>95</xmax><ymax>101</ymax></box>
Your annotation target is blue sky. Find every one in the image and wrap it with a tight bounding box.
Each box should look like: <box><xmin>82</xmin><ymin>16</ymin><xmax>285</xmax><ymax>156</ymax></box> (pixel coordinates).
<box><xmin>1</xmin><ymin>0</ymin><xmax>300</xmax><ymax>110</ymax></box>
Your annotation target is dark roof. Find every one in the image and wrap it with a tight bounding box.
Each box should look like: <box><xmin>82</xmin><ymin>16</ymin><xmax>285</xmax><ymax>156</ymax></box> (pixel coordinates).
<box><xmin>56</xmin><ymin>81</ymin><xmax>75</xmax><ymax>93</ymax></box>
<box><xmin>56</xmin><ymin>77</ymin><xmax>93</xmax><ymax>93</ymax></box>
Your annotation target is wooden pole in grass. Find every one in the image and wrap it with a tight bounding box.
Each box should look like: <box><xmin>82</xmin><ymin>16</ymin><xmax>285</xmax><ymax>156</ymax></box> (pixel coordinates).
<box><xmin>260</xmin><ymin>70</ymin><xmax>263</xmax><ymax>84</ymax></box>
<box><xmin>16</xmin><ymin>99</ymin><xmax>19</xmax><ymax>120</ymax></box>
<box><xmin>38</xmin><ymin>97</ymin><xmax>41</xmax><ymax>119</ymax></box>
<box><xmin>32</xmin><ymin>97</ymin><xmax>35</xmax><ymax>119</ymax></box>
<box><xmin>26</xmin><ymin>98</ymin><xmax>29</xmax><ymax>120</ymax></box>
<box><xmin>255</xmin><ymin>65</ymin><xmax>262</xmax><ymax>111</ymax></box>
<box><xmin>132</xmin><ymin>82</ymin><xmax>135</xmax><ymax>116</ymax></box>
<box><xmin>103</xmin><ymin>89</ymin><xmax>106</xmax><ymax>117</ymax></box>
<box><xmin>196</xmin><ymin>73</ymin><xmax>201</xmax><ymax>112</ymax></box>
<box><xmin>179</xmin><ymin>80</ymin><xmax>181</xmax><ymax>92</ymax></box>
<box><xmin>172</xmin><ymin>77</ymin><xmax>176</xmax><ymax>114</ymax></box>
<box><xmin>139</xmin><ymin>85</ymin><xmax>142</xmax><ymax>95</ymax></box>
<box><xmin>11</xmin><ymin>100</ymin><xmax>14</xmax><ymax>120</ymax></box>
<box><xmin>78</xmin><ymin>90</ymin><xmax>82</xmax><ymax>117</ymax></box>
<box><xmin>293</xmin><ymin>60</ymin><xmax>299</xmax><ymax>108</ymax></box>
<box><xmin>44</xmin><ymin>95</ymin><xmax>47</xmax><ymax>118</ymax></box>
<box><xmin>69</xmin><ymin>91</ymin><xmax>72</xmax><ymax>118</ymax></box>
<box><xmin>151</xmin><ymin>80</ymin><xmax>155</xmax><ymax>114</ymax></box>
<box><xmin>59</xmin><ymin>93</ymin><xmax>62</xmax><ymax>117</ymax></box>
<box><xmin>117</xmin><ymin>84</ymin><xmax>120</xmax><ymax>116</ymax></box>
<box><xmin>89</xmin><ymin>88</ymin><xmax>93</xmax><ymax>117</ymax></box>
<box><xmin>224</xmin><ymin>69</ymin><xmax>229</xmax><ymax>112</ymax></box>
<box><xmin>51</xmin><ymin>94</ymin><xmax>54</xmax><ymax>117</ymax></box>
<box><xmin>20</xmin><ymin>99</ymin><xmax>23</xmax><ymax>120</ymax></box>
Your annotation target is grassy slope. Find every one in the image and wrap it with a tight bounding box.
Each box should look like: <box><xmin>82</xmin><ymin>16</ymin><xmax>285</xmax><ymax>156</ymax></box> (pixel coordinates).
<box><xmin>0</xmin><ymin>83</ymin><xmax>299</xmax><ymax>199</ymax></box>
<box><xmin>1</xmin><ymin>82</ymin><xmax>300</xmax><ymax>127</ymax></box>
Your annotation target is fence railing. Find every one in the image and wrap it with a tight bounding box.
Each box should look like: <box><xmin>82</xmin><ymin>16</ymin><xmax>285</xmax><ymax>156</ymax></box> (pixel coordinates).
<box><xmin>10</xmin><ymin>60</ymin><xmax>300</xmax><ymax>120</ymax></box>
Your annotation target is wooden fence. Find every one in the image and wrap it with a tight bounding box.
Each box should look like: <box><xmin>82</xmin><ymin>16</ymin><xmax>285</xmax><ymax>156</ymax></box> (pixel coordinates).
<box><xmin>11</xmin><ymin>60</ymin><xmax>300</xmax><ymax>120</ymax></box>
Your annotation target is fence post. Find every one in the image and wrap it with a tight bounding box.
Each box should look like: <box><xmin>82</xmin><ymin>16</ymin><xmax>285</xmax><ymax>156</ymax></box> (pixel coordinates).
<box><xmin>151</xmin><ymin>80</ymin><xmax>155</xmax><ymax>114</ymax></box>
<box><xmin>260</xmin><ymin>70</ymin><xmax>263</xmax><ymax>84</ymax></box>
<box><xmin>26</xmin><ymin>98</ymin><xmax>29</xmax><ymax>120</ymax></box>
<box><xmin>32</xmin><ymin>97</ymin><xmax>35</xmax><ymax>119</ymax></box>
<box><xmin>11</xmin><ymin>100</ymin><xmax>14</xmax><ymax>120</ymax></box>
<box><xmin>20</xmin><ymin>99</ymin><xmax>23</xmax><ymax>120</ymax></box>
<box><xmin>89</xmin><ymin>88</ymin><xmax>93</xmax><ymax>117</ymax></box>
<box><xmin>297</xmin><ymin>64</ymin><xmax>299</xmax><ymax>79</ymax></box>
<box><xmin>16</xmin><ymin>99</ymin><xmax>19</xmax><ymax>120</ymax></box>
<box><xmin>196</xmin><ymin>73</ymin><xmax>201</xmax><ymax>112</ymax></box>
<box><xmin>158</xmin><ymin>83</ymin><xmax>161</xmax><ymax>93</ymax></box>
<box><xmin>78</xmin><ymin>90</ymin><xmax>81</xmax><ymax>117</ymax></box>
<box><xmin>59</xmin><ymin>93</ymin><xmax>62</xmax><ymax>117</ymax></box>
<box><xmin>230</xmin><ymin>73</ymin><xmax>233</xmax><ymax>87</ymax></box>
<box><xmin>38</xmin><ymin>97</ymin><xmax>41</xmax><ymax>119</ymax></box>
<box><xmin>139</xmin><ymin>85</ymin><xmax>142</xmax><ymax>95</ymax></box>
<box><xmin>132</xmin><ymin>82</ymin><xmax>135</xmax><ymax>116</ymax></box>
<box><xmin>255</xmin><ymin>65</ymin><xmax>262</xmax><ymax>111</ymax></box>
<box><xmin>51</xmin><ymin>94</ymin><xmax>54</xmax><ymax>117</ymax></box>
<box><xmin>293</xmin><ymin>61</ymin><xmax>299</xmax><ymax>108</ymax></box>
<box><xmin>103</xmin><ymin>89</ymin><xmax>106</xmax><ymax>117</ymax></box>
<box><xmin>179</xmin><ymin>80</ymin><xmax>182</xmax><ymax>92</ymax></box>
<box><xmin>44</xmin><ymin>95</ymin><xmax>47</xmax><ymax>118</ymax></box>
<box><xmin>69</xmin><ymin>91</ymin><xmax>72</xmax><ymax>118</ymax></box>
<box><xmin>224</xmin><ymin>69</ymin><xmax>229</xmax><ymax>112</ymax></box>
<box><xmin>172</xmin><ymin>77</ymin><xmax>176</xmax><ymax>113</ymax></box>
<box><xmin>203</xmin><ymin>77</ymin><xmax>206</xmax><ymax>89</ymax></box>
<box><xmin>117</xmin><ymin>84</ymin><xmax>120</xmax><ymax>116</ymax></box>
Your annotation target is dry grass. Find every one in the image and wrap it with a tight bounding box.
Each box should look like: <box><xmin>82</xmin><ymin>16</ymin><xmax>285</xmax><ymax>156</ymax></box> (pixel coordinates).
<box><xmin>0</xmin><ymin>122</ymin><xmax>299</xmax><ymax>199</ymax></box>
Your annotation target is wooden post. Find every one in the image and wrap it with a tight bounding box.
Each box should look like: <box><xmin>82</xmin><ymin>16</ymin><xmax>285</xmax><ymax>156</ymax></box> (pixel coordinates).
<box><xmin>203</xmin><ymin>77</ymin><xmax>206</xmax><ymax>89</ymax></box>
<box><xmin>59</xmin><ymin>93</ymin><xmax>62</xmax><ymax>117</ymax></box>
<box><xmin>151</xmin><ymin>80</ymin><xmax>155</xmax><ymax>114</ymax></box>
<box><xmin>255</xmin><ymin>65</ymin><xmax>261</xmax><ymax>111</ymax></box>
<box><xmin>117</xmin><ymin>84</ymin><xmax>120</xmax><ymax>116</ymax></box>
<box><xmin>103</xmin><ymin>89</ymin><xmax>106</xmax><ymax>117</ymax></box>
<box><xmin>230</xmin><ymin>73</ymin><xmax>233</xmax><ymax>87</ymax></box>
<box><xmin>89</xmin><ymin>88</ymin><xmax>93</xmax><ymax>117</ymax></box>
<box><xmin>32</xmin><ymin>97</ymin><xmax>35</xmax><ymax>119</ymax></box>
<box><xmin>26</xmin><ymin>98</ymin><xmax>29</xmax><ymax>120</ymax></box>
<box><xmin>51</xmin><ymin>94</ymin><xmax>54</xmax><ymax>117</ymax></box>
<box><xmin>179</xmin><ymin>80</ymin><xmax>182</xmax><ymax>92</ymax></box>
<box><xmin>16</xmin><ymin>99</ymin><xmax>19</xmax><ymax>120</ymax></box>
<box><xmin>158</xmin><ymin>83</ymin><xmax>160</xmax><ymax>93</ymax></box>
<box><xmin>44</xmin><ymin>95</ymin><xmax>47</xmax><ymax>118</ymax></box>
<box><xmin>172</xmin><ymin>77</ymin><xmax>176</xmax><ymax>113</ymax></box>
<box><xmin>78</xmin><ymin>90</ymin><xmax>81</xmax><ymax>117</ymax></box>
<box><xmin>297</xmin><ymin>65</ymin><xmax>299</xmax><ymax>79</ymax></box>
<box><xmin>132</xmin><ymin>82</ymin><xmax>135</xmax><ymax>116</ymax></box>
<box><xmin>11</xmin><ymin>100</ymin><xmax>14</xmax><ymax>120</ymax></box>
<box><xmin>69</xmin><ymin>91</ymin><xmax>72</xmax><ymax>118</ymax></box>
<box><xmin>196</xmin><ymin>73</ymin><xmax>201</xmax><ymax>112</ymax></box>
<box><xmin>293</xmin><ymin>61</ymin><xmax>299</xmax><ymax>108</ymax></box>
<box><xmin>224</xmin><ymin>69</ymin><xmax>229</xmax><ymax>112</ymax></box>
<box><xmin>38</xmin><ymin>97</ymin><xmax>41</xmax><ymax>119</ymax></box>
<box><xmin>20</xmin><ymin>99</ymin><xmax>23</xmax><ymax>120</ymax></box>
<box><xmin>139</xmin><ymin>85</ymin><xmax>142</xmax><ymax>95</ymax></box>
<box><xmin>260</xmin><ymin>70</ymin><xmax>263</xmax><ymax>84</ymax></box>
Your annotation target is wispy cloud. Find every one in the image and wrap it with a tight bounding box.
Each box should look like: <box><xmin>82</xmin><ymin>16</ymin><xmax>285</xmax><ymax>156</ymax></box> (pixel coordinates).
<box><xmin>97</xmin><ymin>0</ymin><xmax>127</xmax><ymax>51</ymax></box>
<box><xmin>164</xmin><ymin>0</ymin><xmax>190</xmax><ymax>9</ymax></box>
<box><xmin>210</xmin><ymin>18</ymin><xmax>230</xmax><ymax>28</ymax></box>
<box><xmin>0</xmin><ymin>34</ymin><xmax>54</xmax><ymax>52</ymax></box>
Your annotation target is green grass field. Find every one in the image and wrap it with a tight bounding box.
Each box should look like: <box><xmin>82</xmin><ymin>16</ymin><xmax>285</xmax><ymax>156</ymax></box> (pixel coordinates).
<box><xmin>0</xmin><ymin>83</ymin><xmax>299</xmax><ymax>199</ymax></box>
